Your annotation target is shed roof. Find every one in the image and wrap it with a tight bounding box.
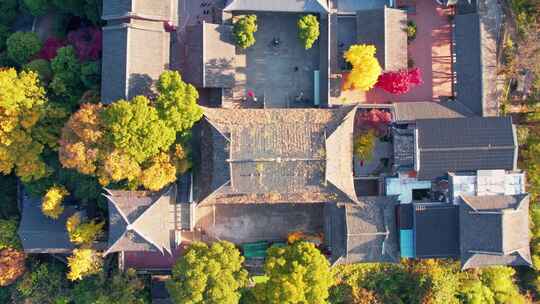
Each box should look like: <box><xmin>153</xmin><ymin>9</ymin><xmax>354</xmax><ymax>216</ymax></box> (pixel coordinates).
<box><xmin>459</xmin><ymin>194</ymin><xmax>532</xmax><ymax>269</ymax></box>
<box><xmin>184</xmin><ymin>22</ymin><xmax>236</xmax><ymax>89</ymax></box>
<box><xmin>101</xmin><ymin>19</ymin><xmax>170</xmax><ymax>103</ymax></box>
<box><xmin>356</xmin><ymin>7</ymin><xmax>407</xmax><ymax>71</ymax></box>
<box><xmin>224</xmin><ymin>0</ymin><xmax>329</xmax><ymax>13</ymax></box>
<box><xmin>102</xmin><ymin>0</ymin><xmax>178</xmax><ymax>22</ymax></box>
<box><xmin>194</xmin><ymin>106</ymin><xmax>357</xmax><ymax>205</ymax></box>
<box><xmin>327</xmin><ymin>196</ymin><xmax>399</xmax><ymax>264</ymax></box>
<box><xmin>415</xmin><ymin>117</ymin><xmax>517</xmax><ymax>179</ymax></box>
<box><xmin>104</xmin><ymin>186</ymin><xmax>175</xmax><ymax>255</ymax></box>
<box><xmin>392</xmin><ymin>101</ymin><xmax>474</xmax><ymax>123</ymax></box>
<box><xmin>454</xmin><ymin>13</ymin><xmax>499</xmax><ymax>116</ymax></box>
<box><xmin>18</xmin><ymin>195</ymin><xmax>77</xmax><ymax>254</ymax></box>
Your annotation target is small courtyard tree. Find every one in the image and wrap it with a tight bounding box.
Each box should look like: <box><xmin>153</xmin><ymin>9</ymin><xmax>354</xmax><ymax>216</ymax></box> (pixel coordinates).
<box><xmin>343</xmin><ymin>44</ymin><xmax>382</xmax><ymax>91</ymax></box>
<box><xmin>67</xmin><ymin>249</ymin><xmax>102</xmax><ymax>281</ymax></box>
<box><xmin>298</xmin><ymin>14</ymin><xmax>320</xmax><ymax>50</ymax></box>
<box><xmin>254</xmin><ymin>241</ymin><xmax>333</xmax><ymax>304</ymax></box>
<box><xmin>66</xmin><ymin>212</ymin><xmax>104</xmax><ymax>246</ymax></box>
<box><xmin>6</xmin><ymin>32</ymin><xmax>42</xmax><ymax>66</ymax></box>
<box><xmin>233</xmin><ymin>15</ymin><xmax>258</xmax><ymax>49</ymax></box>
<box><xmin>376</xmin><ymin>67</ymin><xmax>423</xmax><ymax>94</ymax></box>
<box><xmin>354</xmin><ymin>130</ymin><xmax>377</xmax><ymax>161</ymax></box>
<box><xmin>41</xmin><ymin>185</ymin><xmax>69</xmax><ymax>219</ymax></box>
<box><xmin>166</xmin><ymin>241</ymin><xmax>248</xmax><ymax>304</ymax></box>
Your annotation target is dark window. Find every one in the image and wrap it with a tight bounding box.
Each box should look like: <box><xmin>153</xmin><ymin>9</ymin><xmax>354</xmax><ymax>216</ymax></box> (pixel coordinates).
<box><xmin>412</xmin><ymin>188</ymin><xmax>430</xmax><ymax>201</ymax></box>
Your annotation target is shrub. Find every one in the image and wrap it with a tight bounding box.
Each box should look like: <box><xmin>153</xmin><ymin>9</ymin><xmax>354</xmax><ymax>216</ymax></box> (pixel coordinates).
<box><xmin>6</xmin><ymin>32</ymin><xmax>42</xmax><ymax>65</ymax></box>
<box><xmin>407</xmin><ymin>20</ymin><xmax>417</xmax><ymax>41</ymax></box>
<box><xmin>354</xmin><ymin>130</ymin><xmax>377</xmax><ymax>161</ymax></box>
<box><xmin>80</xmin><ymin>60</ymin><xmax>101</xmax><ymax>89</ymax></box>
<box><xmin>23</xmin><ymin>59</ymin><xmax>53</xmax><ymax>83</ymax></box>
<box><xmin>0</xmin><ymin>25</ymin><xmax>9</xmax><ymax>52</ymax></box>
<box><xmin>298</xmin><ymin>14</ymin><xmax>320</xmax><ymax>50</ymax></box>
<box><xmin>22</xmin><ymin>0</ymin><xmax>50</xmax><ymax>16</ymax></box>
<box><xmin>0</xmin><ymin>0</ymin><xmax>17</xmax><ymax>27</ymax></box>
<box><xmin>0</xmin><ymin>219</ymin><xmax>20</xmax><ymax>250</ymax></box>
<box><xmin>67</xmin><ymin>27</ymin><xmax>102</xmax><ymax>61</ymax></box>
<box><xmin>233</xmin><ymin>15</ymin><xmax>257</xmax><ymax>49</ymax></box>
<box><xmin>38</xmin><ymin>37</ymin><xmax>65</xmax><ymax>60</ymax></box>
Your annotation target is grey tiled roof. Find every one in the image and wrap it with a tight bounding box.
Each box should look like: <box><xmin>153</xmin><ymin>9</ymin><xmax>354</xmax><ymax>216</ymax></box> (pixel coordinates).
<box><xmin>327</xmin><ymin>196</ymin><xmax>399</xmax><ymax>264</ymax></box>
<box><xmin>194</xmin><ymin>106</ymin><xmax>357</xmax><ymax>205</ymax></box>
<box><xmin>185</xmin><ymin>23</ymin><xmax>236</xmax><ymax>88</ymax></box>
<box><xmin>356</xmin><ymin>8</ymin><xmax>407</xmax><ymax>71</ymax></box>
<box><xmin>459</xmin><ymin>194</ymin><xmax>532</xmax><ymax>269</ymax></box>
<box><xmin>18</xmin><ymin>194</ymin><xmax>77</xmax><ymax>254</ymax></box>
<box><xmin>224</xmin><ymin>0</ymin><xmax>329</xmax><ymax>13</ymax></box>
<box><xmin>392</xmin><ymin>101</ymin><xmax>474</xmax><ymax>123</ymax></box>
<box><xmin>454</xmin><ymin>13</ymin><xmax>499</xmax><ymax>116</ymax></box>
<box><xmin>415</xmin><ymin>117</ymin><xmax>517</xmax><ymax>179</ymax></box>
<box><xmin>101</xmin><ymin>19</ymin><xmax>170</xmax><ymax>103</ymax></box>
<box><xmin>413</xmin><ymin>203</ymin><xmax>460</xmax><ymax>258</ymax></box>
<box><xmin>104</xmin><ymin>186</ymin><xmax>175</xmax><ymax>255</ymax></box>
<box><xmin>102</xmin><ymin>0</ymin><xmax>178</xmax><ymax>23</ymax></box>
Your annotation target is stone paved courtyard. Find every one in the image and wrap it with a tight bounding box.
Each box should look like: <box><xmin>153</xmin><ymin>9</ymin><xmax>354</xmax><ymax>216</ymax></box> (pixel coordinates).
<box><xmin>241</xmin><ymin>13</ymin><xmax>320</xmax><ymax>108</ymax></box>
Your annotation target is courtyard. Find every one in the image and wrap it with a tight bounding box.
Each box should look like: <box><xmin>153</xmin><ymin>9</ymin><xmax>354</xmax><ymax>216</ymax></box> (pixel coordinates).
<box><xmin>239</xmin><ymin>13</ymin><xmax>321</xmax><ymax>108</ymax></box>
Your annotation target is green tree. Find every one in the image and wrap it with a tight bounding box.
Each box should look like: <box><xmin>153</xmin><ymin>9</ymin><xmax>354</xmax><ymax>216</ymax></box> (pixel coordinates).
<box><xmin>166</xmin><ymin>241</ymin><xmax>248</xmax><ymax>304</ymax></box>
<box><xmin>0</xmin><ymin>0</ymin><xmax>18</xmax><ymax>27</ymax></box>
<box><xmin>0</xmin><ymin>219</ymin><xmax>20</xmax><ymax>250</ymax></box>
<box><xmin>66</xmin><ymin>213</ymin><xmax>104</xmax><ymax>246</ymax></box>
<box><xmin>70</xmin><ymin>269</ymin><xmax>149</xmax><ymax>304</ymax></box>
<box><xmin>155</xmin><ymin>70</ymin><xmax>202</xmax><ymax>134</ymax></box>
<box><xmin>479</xmin><ymin>267</ymin><xmax>526</xmax><ymax>304</ymax></box>
<box><xmin>13</xmin><ymin>261</ymin><xmax>69</xmax><ymax>303</ymax></box>
<box><xmin>80</xmin><ymin>60</ymin><xmax>101</xmax><ymax>89</ymax></box>
<box><xmin>233</xmin><ymin>15</ymin><xmax>257</xmax><ymax>49</ymax></box>
<box><xmin>22</xmin><ymin>0</ymin><xmax>51</xmax><ymax>16</ymax></box>
<box><xmin>254</xmin><ymin>241</ymin><xmax>333</xmax><ymax>304</ymax></box>
<box><xmin>459</xmin><ymin>280</ymin><xmax>495</xmax><ymax>304</ymax></box>
<box><xmin>0</xmin><ymin>69</ymin><xmax>50</xmax><ymax>182</ymax></box>
<box><xmin>6</xmin><ymin>32</ymin><xmax>42</xmax><ymax>66</ymax></box>
<box><xmin>353</xmin><ymin>129</ymin><xmax>377</xmax><ymax>161</ymax></box>
<box><xmin>23</xmin><ymin>59</ymin><xmax>53</xmax><ymax>83</ymax></box>
<box><xmin>102</xmin><ymin>96</ymin><xmax>176</xmax><ymax>163</ymax></box>
<box><xmin>0</xmin><ymin>25</ymin><xmax>10</xmax><ymax>52</ymax></box>
<box><xmin>298</xmin><ymin>14</ymin><xmax>319</xmax><ymax>50</ymax></box>
<box><xmin>50</xmin><ymin>46</ymin><xmax>83</xmax><ymax>106</ymax></box>
<box><xmin>67</xmin><ymin>249</ymin><xmax>102</xmax><ymax>281</ymax></box>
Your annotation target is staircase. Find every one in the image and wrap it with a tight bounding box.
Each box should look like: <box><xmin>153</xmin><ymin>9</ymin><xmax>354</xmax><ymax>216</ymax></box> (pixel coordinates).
<box><xmin>175</xmin><ymin>203</ymin><xmax>193</xmax><ymax>231</ymax></box>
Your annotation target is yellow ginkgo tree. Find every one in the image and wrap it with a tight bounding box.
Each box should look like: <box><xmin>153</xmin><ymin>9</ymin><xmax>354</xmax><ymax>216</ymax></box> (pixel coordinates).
<box><xmin>41</xmin><ymin>185</ymin><xmax>69</xmax><ymax>219</ymax></box>
<box><xmin>343</xmin><ymin>44</ymin><xmax>382</xmax><ymax>91</ymax></box>
<box><xmin>67</xmin><ymin>248</ymin><xmax>102</xmax><ymax>281</ymax></box>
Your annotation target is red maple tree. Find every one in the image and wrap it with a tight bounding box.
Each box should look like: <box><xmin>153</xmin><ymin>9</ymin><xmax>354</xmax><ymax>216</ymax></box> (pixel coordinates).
<box><xmin>355</xmin><ymin>109</ymin><xmax>392</xmax><ymax>135</ymax></box>
<box><xmin>38</xmin><ymin>37</ymin><xmax>66</xmax><ymax>61</ymax></box>
<box><xmin>375</xmin><ymin>67</ymin><xmax>423</xmax><ymax>94</ymax></box>
<box><xmin>67</xmin><ymin>27</ymin><xmax>102</xmax><ymax>61</ymax></box>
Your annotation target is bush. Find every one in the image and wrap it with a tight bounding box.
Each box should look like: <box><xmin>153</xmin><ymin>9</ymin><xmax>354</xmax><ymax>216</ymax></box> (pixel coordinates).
<box><xmin>0</xmin><ymin>0</ymin><xmax>18</xmax><ymax>27</ymax></box>
<box><xmin>22</xmin><ymin>0</ymin><xmax>50</xmax><ymax>16</ymax></box>
<box><xmin>80</xmin><ymin>60</ymin><xmax>101</xmax><ymax>89</ymax></box>
<box><xmin>407</xmin><ymin>20</ymin><xmax>417</xmax><ymax>41</ymax></box>
<box><xmin>233</xmin><ymin>15</ymin><xmax>257</xmax><ymax>49</ymax></box>
<box><xmin>67</xmin><ymin>27</ymin><xmax>102</xmax><ymax>61</ymax></box>
<box><xmin>298</xmin><ymin>14</ymin><xmax>320</xmax><ymax>50</ymax></box>
<box><xmin>6</xmin><ymin>32</ymin><xmax>42</xmax><ymax>66</ymax></box>
<box><xmin>37</xmin><ymin>37</ymin><xmax>65</xmax><ymax>60</ymax></box>
<box><xmin>23</xmin><ymin>59</ymin><xmax>53</xmax><ymax>83</ymax></box>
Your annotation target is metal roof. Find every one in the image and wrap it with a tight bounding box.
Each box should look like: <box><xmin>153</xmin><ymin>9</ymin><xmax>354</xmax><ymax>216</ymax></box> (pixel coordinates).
<box><xmin>224</xmin><ymin>0</ymin><xmax>329</xmax><ymax>13</ymax></box>
<box><xmin>415</xmin><ymin>117</ymin><xmax>517</xmax><ymax>179</ymax></box>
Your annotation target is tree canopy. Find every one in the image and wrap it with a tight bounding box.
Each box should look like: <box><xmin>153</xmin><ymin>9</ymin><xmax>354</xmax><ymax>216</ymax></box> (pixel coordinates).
<box><xmin>254</xmin><ymin>242</ymin><xmax>333</xmax><ymax>304</ymax></box>
<box><xmin>298</xmin><ymin>14</ymin><xmax>320</xmax><ymax>50</ymax></box>
<box><xmin>41</xmin><ymin>185</ymin><xmax>68</xmax><ymax>219</ymax></box>
<box><xmin>6</xmin><ymin>32</ymin><xmax>42</xmax><ymax>66</ymax></box>
<box><xmin>66</xmin><ymin>212</ymin><xmax>103</xmax><ymax>246</ymax></box>
<box><xmin>167</xmin><ymin>241</ymin><xmax>248</xmax><ymax>304</ymax></box>
<box><xmin>233</xmin><ymin>15</ymin><xmax>258</xmax><ymax>49</ymax></box>
<box><xmin>353</xmin><ymin>130</ymin><xmax>377</xmax><ymax>161</ymax></box>
<box><xmin>343</xmin><ymin>44</ymin><xmax>382</xmax><ymax>91</ymax></box>
<box><xmin>67</xmin><ymin>249</ymin><xmax>102</xmax><ymax>281</ymax></box>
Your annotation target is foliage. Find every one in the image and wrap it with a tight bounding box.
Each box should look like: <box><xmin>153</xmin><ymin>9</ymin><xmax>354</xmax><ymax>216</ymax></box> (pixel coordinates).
<box><xmin>80</xmin><ymin>60</ymin><xmax>101</xmax><ymax>89</ymax></box>
<box><xmin>70</xmin><ymin>269</ymin><xmax>149</xmax><ymax>304</ymax></box>
<box><xmin>51</xmin><ymin>0</ymin><xmax>102</xmax><ymax>25</ymax></box>
<box><xmin>139</xmin><ymin>152</ymin><xmax>177</xmax><ymax>191</ymax></box>
<box><xmin>66</xmin><ymin>212</ymin><xmax>103</xmax><ymax>245</ymax></box>
<box><xmin>50</xmin><ymin>46</ymin><xmax>83</xmax><ymax>107</ymax></box>
<box><xmin>353</xmin><ymin>130</ymin><xmax>377</xmax><ymax>161</ymax></box>
<box><xmin>155</xmin><ymin>70</ymin><xmax>203</xmax><ymax>134</ymax></box>
<box><xmin>102</xmin><ymin>96</ymin><xmax>176</xmax><ymax>163</ymax></box>
<box><xmin>67</xmin><ymin>249</ymin><xmax>102</xmax><ymax>281</ymax></box>
<box><xmin>343</xmin><ymin>44</ymin><xmax>382</xmax><ymax>91</ymax></box>
<box><xmin>14</xmin><ymin>260</ymin><xmax>69</xmax><ymax>303</ymax></box>
<box><xmin>0</xmin><ymin>0</ymin><xmax>18</xmax><ymax>27</ymax></box>
<box><xmin>67</xmin><ymin>27</ymin><xmax>102</xmax><ymax>61</ymax></box>
<box><xmin>0</xmin><ymin>219</ymin><xmax>20</xmax><ymax>250</ymax></box>
<box><xmin>41</xmin><ymin>185</ymin><xmax>69</xmax><ymax>219</ymax></box>
<box><xmin>406</xmin><ymin>20</ymin><xmax>417</xmax><ymax>41</ymax></box>
<box><xmin>0</xmin><ymin>175</ymin><xmax>18</xmax><ymax>219</ymax></box>
<box><xmin>0</xmin><ymin>69</ymin><xmax>51</xmax><ymax>182</ymax></box>
<box><xmin>298</xmin><ymin>14</ymin><xmax>320</xmax><ymax>50</ymax></box>
<box><xmin>166</xmin><ymin>241</ymin><xmax>248</xmax><ymax>304</ymax></box>
<box><xmin>6</xmin><ymin>32</ymin><xmax>42</xmax><ymax>66</ymax></box>
<box><xmin>354</xmin><ymin>109</ymin><xmax>392</xmax><ymax>136</ymax></box>
<box><xmin>376</xmin><ymin>68</ymin><xmax>423</xmax><ymax>94</ymax></box>
<box><xmin>233</xmin><ymin>15</ymin><xmax>258</xmax><ymax>49</ymax></box>
<box><xmin>0</xmin><ymin>25</ymin><xmax>9</xmax><ymax>52</ymax></box>
<box><xmin>254</xmin><ymin>242</ymin><xmax>333</xmax><ymax>304</ymax></box>
<box><xmin>38</xmin><ymin>37</ymin><xmax>66</xmax><ymax>60</ymax></box>
<box><xmin>22</xmin><ymin>0</ymin><xmax>51</xmax><ymax>16</ymax></box>
<box><xmin>23</xmin><ymin>59</ymin><xmax>53</xmax><ymax>83</ymax></box>
<box><xmin>0</xmin><ymin>248</ymin><xmax>26</xmax><ymax>286</ymax></box>
<box><xmin>517</xmin><ymin>126</ymin><xmax>530</xmax><ymax>146</ymax></box>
